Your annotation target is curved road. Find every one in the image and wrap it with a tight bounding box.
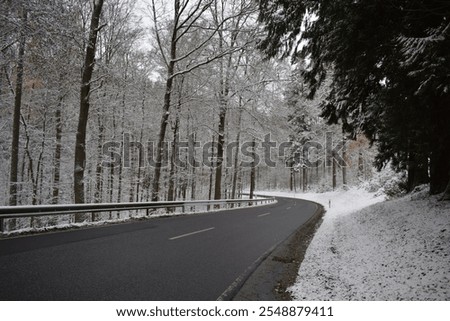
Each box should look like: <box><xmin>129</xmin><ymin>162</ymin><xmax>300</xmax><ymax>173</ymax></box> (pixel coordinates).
<box><xmin>0</xmin><ymin>196</ymin><xmax>318</xmax><ymax>300</ymax></box>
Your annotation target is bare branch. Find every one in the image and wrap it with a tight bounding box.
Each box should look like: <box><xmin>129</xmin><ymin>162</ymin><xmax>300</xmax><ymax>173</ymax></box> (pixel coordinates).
<box><xmin>151</xmin><ymin>0</ymin><xmax>169</xmax><ymax>68</ymax></box>
<box><xmin>95</xmin><ymin>23</ymin><xmax>108</xmax><ymax>32</ymax></box>
<box><xmin>173</xmin><ymin>8</ymin><xmax>255</xmax><ymax>64</ymax></box>
<box><xmin>169</xmin><ymin>45</ymin><xmax>247</xmax><ymax>80</ymax></box>
<box><xmin>3</xmin><ymin>66</ymin><xmax>15</xmax><ymax>95</ymax></box>
<box><xmin>177</xmin><ymin>0</ymin><xmax>213</xmax><ymax>31</ymax></box>
<box><xmin>175</xmin><ymin>1</ymin><xmax>213</xmax><ymax>43</ymax></box>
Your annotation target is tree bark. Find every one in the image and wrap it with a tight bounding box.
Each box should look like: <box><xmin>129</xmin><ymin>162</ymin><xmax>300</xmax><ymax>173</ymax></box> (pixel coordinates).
<box><xmin>249</xmin><ymin>139</ymin><xmax>256</xmax><ymax>199</ymax></box>
<box><xmin>214</xmin><ymin>107</ymin><xmax>226</xmax><ymax>200</ymax></box>
<box><xmin>342</xmin><ymin>129</ymin><xmax>347</xmax><ymax>187</ymax></box>
<box><xmin>231</xmin><ymin>99</ymin><xmax>243</xmax><ymax>200</ymax></box>
<box><xmin>151</xmin><ymin>70</ymin><xmax>175</xmax><ymax>201</ymax></box>
<box><xmin>168</xmin><ymin>78</ymin><xmax>183</xmax><ymax>203</ymax></box>
<box><xmin>189</xmin><ymin>130</ymin><xmax>196</xmax><ymax>201</ymax></box>
<box><xmin>94</xmin><ymin>115</ymin><xmax>104</xmax><ymax>204</ymax></box>
<box><xmin>52</xmin><ymin>97</ymin><xmax>63</xmax><ymax>204</ymax></box>
<box><xmin>430</xmin><ymin>149</ymin><xmax>450</xmax><ymax>195</ymax></box>
<box><xmin>151</xmin><ymin>0</ymin><xmax>180</xmax><ymax>202</ymax></box>
<box><xmin>35</xmin><ymin>110</ymin><xmax>47</xmax><ymax>205</ymax></box>
<box><xmin>407</xmin><ymin>153</ymin><xmax>429</xmax><ymax>192</ymax></box>
<box><xmin>429</xmin><ymin>96</ymin><xmax>450</xmax><ymax>195</ymax></box>
<box><xmin>442</xmin><ymin>178</ymin><xmax>450</xmax><ymax>201</ymax></box>
<box><xmin>208</xmin><ymin>135</ymin><xmax>216</xmax><ymax>209</ymax></box>
<box><xmin>332</xmin><ymin>151</ymin><xmax>337</xmax><ymax>190</ymax></box>
<box><xmin>357</xmin><ymin>150</ymin><xmax>364</xmax><ymax>180</ymax></box>
<box><xmin>136</xmin><ymin>81</ymin><xmax>147</xmax><ymax>203</ymax></box>
<box><xmin>9</xmin><ymin>7</ymin><xmax>27</xmax><ymax>207</ymax></box>
<box><xmin>21</xmin><ymin>114</ymin><xmax>37</xmax><ymax>205</ymax></box>
<box><xmin>167</xmin><ymin>112</ymin><xmax>180</xmax><ymax>203</ymax></box>
<box><xmin>302</xmin><ymin>166</ymin><xmax>307</xmax><ymax>192</ymax></box>
<box><xmin>74</xmin><ymin>0</ymin><xmax>104</xmax><ymax>213</ymax></box>
<box><xmin>289</xmin><ymin>167</ymin><xmax>294</xmax><ymax>192</ymax></box>
<box><xmin>109</xmin><ymin>101</ymin><xmax>117</xmax><ymax>204</ymax></box>
<box><xmin>213</xmin><ymin>4</ymin><xmax>235</xmax><ymax>201</ymax></box>
<box><xmin>116</xmin><ymin>88</ymin><xmax>126</xmax><ymax>205</ymax></box>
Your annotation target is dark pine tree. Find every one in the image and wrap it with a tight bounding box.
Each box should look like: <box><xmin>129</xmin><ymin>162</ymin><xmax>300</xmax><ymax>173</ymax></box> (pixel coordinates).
<box><xmin>257</xmin><ymin>0</ymin><xmax>450</xmax><ymax>196</ymax></box>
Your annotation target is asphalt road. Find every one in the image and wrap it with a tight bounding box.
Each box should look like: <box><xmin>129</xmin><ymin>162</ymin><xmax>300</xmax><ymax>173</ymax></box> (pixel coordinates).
<box><xmin>0</xmin><ymin>196</ymin><xmax>318</xmax><ymax>300</ymax></box>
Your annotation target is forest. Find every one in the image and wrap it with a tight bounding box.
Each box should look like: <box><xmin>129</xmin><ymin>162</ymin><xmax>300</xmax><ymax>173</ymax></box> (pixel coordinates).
<box><xmin>1</xmin><ymin>0</ymin><xmax>448</xmax><ymax>217</ymax></box>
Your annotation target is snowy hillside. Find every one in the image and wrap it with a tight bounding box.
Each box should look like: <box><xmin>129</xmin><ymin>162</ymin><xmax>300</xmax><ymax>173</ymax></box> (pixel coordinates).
<box><xmin>261</xmin><ymin>188</ymin><xmax>450</xmax><ymax>300</ymax></box>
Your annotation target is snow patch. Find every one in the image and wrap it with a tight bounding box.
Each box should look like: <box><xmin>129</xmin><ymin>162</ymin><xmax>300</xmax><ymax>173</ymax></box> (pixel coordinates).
<box><xmin>259</xmin><ymin>188</ymin><xmax>450</xmax><ymax>300</ymax></box>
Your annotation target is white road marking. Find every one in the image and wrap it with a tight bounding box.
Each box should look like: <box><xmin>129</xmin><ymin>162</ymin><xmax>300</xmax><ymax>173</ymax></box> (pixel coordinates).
<box><xmin>286</xmin><ymin>207</ymin><xmax>292</xmax><ymax>210</ymax></box>
<box><xmin>257</xmin><ymin>212</ymin><xmax>271</xmax><ymax>217</ymax></box>
<box><xmin>169</xmin><ymin>227</ymin><xmax>215</xmax><ymax>241</ymax></box>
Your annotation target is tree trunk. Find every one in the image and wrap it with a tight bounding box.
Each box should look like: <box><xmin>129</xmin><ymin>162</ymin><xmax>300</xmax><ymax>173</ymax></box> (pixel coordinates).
<box><xmin>332</xmin><ymin>151</ymin><xmax>337</xmax><ymax>190</ymax></box>
<box><xmin>94</xmin><ymin>115</ymin><xmax>104</xmax><ymax>204</ymax></box>
<box><xmin>91</xmin><ymin>116</ymin><xmax>104</xmax><ymax>221</ymax></box>
<box><xmin>21</xmin><ymin>114</ymin><xmax>37</xmax><ymax>206</ymax></box>
<box><xmin>214</xmin><ymin>106</ymin><xmax>226</xmax><ymax>200</ymax></box>
<box><xmin>168</xmin><ymin>79</ymin><xmax>183</xmax><ymax>203</ymax></box>
<box><xmin>151</xmin><ymin>71</ymin><xmax>174</xmax><ymax>201</ymax></box>
<box><xmin>407</xmin><ymin>153</ymin><xmax>429</xmax><ymax>192</ymax></box>
<box><xmin>289</xmin><ymin>164</ymin><xmax>295</xmax><ymax>192</ymax></box>
<box><xmin>136</xmin><ymin>81</ymin><xmax>147</xmax><ymax>203</ymax></box>
<box><xmin>430</xmin><ymin>150</ymin><xmax>450</xmax><ymax>195</ymax></box>
<box><xmin>208</xmin><ymin>135</ymin><xmax>216</xmax><ymax>200</ymax></box>
<box><xmin>9</xmin><ymin>7</ymin><xmax>27</xmax><ymax>207</ymax></box>
<box><xmin>249</xmin><ymin>139</ymin><xmax>256</xmax><ymax>199</ymax></box>
<box><xmin>116</xmin><ymin>89</ymin><xmax>126</xmax><ymax>205</ymax></box>
<box><xmin>116</xmin><ymin>133</ymin><xmax>123</xmax><ymax>205</ymax></box>
<box><xmin>189</xmin><ymin>132</ymin><xmax>196</xmax><ymax>201</ymax></box>
<box><xmin>116</xmin><ymin>153</ymin><xmax>123</xmax><ymax>204</ymax></box>
<box><xmin>52</xmin><ymin>97</ymin><xmax>63</xmax><ymax>204</ymax></box>
<box><xmin>167</xmin><ymin>113</ymin><xmax>180</xmax><ymax>203</ymax></box>
<box><xmin>442</xmin><ymin>178</ymin><xmax>450</xmax><ymax>201</ymax></box>
<box><xmin>231</xmin><ymin>100</ymin><xmax>243</xmax><ymax>200</ymax></box>
<box><xmin>302</xmin><ymin>166</ymin><xmax>308</xmax><ymax>192</ymax></box>
<box><xmin>357</xmin><ymin>150</ymin><xmax>364</xmax><ymax>180</ymax></box>
<box><xmin>109</xmin><ymin>102</ymin><xmax>117</xmax><ymax>203</ymax></box>
<box><xmin>74</xmin><ymin>0</ymin><xmax>104</xmax><ymax>213</ymax></box>
<box><xmin>342</xmin><ymin>129</ymin><xmax>347</xmax><ymax>187</ymax></box>
<box><xmin>208</xmin><ymin>135</ymin><xmax>215</xmax><ymax>210</ymax></box>
<box><xmin>151</xmin><ymin>0</ymin><xmax>181</xmax><ymax>202</ymax></box>
<box><xmin>430</xmin><ymin>96</ymin><xmax>450</xmax><ymax>195</ymax></box>
<box><xmin>213</xmin><ymin>19</ymin><xmax>234</xmax><ymax>201</ymax></box>
<box><xmin>35</xmin><ymin>109</ymin><xmax>47</xmax><ymax>205</ymax></box>
<box><xmin>315</xmin><ymin>159</ymin><xmax>319</xmax><ymax>185</ymax></box>
<box><xmin>129</xmin><ymin>143</ymin><xmax>135</xmax><ymax>204</ymax></box>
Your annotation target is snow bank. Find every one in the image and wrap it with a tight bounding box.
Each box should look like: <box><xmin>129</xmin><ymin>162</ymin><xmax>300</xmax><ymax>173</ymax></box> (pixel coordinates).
<box><xmin>260</xmin><ymin>188</ymin><xmax>450</xmax><ymax>300</ymax></box>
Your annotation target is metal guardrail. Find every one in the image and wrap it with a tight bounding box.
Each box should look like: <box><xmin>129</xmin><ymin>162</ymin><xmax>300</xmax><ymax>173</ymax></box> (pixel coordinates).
<box><xmin>0</xmin><ymin>197</ymin><xmax>276</xmax><ymax>220</ymax></box>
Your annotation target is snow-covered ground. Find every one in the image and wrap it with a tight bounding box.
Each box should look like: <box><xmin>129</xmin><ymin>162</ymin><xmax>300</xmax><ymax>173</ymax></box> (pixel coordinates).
<box><xmin>260</xmin><ymin>187</ymin><xmax>450</xmax><ymax>300</ymax></box>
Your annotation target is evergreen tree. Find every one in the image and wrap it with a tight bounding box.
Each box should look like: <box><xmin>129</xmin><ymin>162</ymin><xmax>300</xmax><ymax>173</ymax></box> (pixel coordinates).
<box><xmin>257</xmin><ymin>0</ymin><xmax>450</xmax><ymax>195</ymax></box>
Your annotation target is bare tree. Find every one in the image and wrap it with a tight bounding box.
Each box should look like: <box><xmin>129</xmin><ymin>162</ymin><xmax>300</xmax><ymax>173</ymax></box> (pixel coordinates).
<box><xmin>8</xmin><ymin>5</ymin><xmax>27</xmax><ymax>207</ymax></box>
<box><xmin>149</xmin><ymin>0</ymin><xmax>249</xmax><ymax>201</ymax></box>
<box><xmin>74</xmin><ymin>0</ymin><xmax>105</xmax><ymax>211</ymax></box>
<box><xmin>209</xmin><ymin>0</ymin><xmax>257</xmax><ymax>200</ymax></box>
